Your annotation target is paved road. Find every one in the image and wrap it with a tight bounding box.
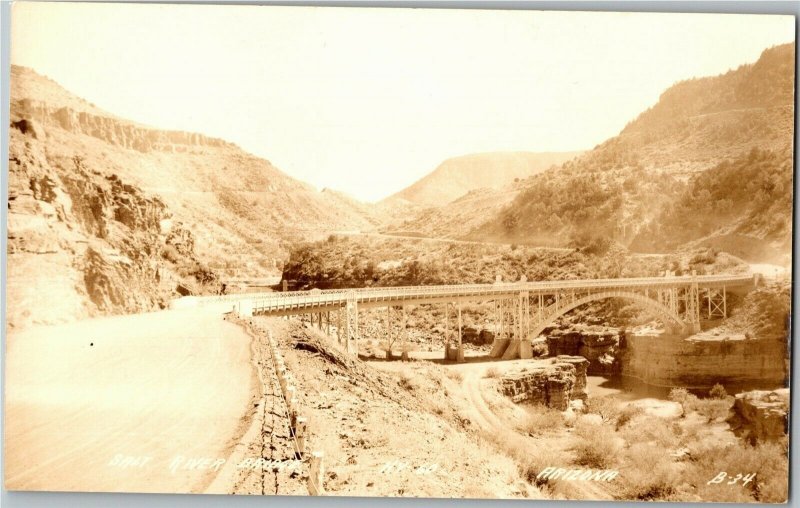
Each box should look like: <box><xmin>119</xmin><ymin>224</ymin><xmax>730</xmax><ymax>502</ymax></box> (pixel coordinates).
<box><xmin>4</xmin><ymin>308</ymin><xmax>255</xmax><ymax>493</ymax></box>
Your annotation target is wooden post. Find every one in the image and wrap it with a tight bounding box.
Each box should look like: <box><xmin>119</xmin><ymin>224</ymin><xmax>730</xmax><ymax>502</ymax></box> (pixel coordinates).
<box><xmin>401</xmin><ymin>306</ymin><xmax>409</xmax><ymax>361</ymax></box>
<box><xmin>294</xmin><ymin>416</ymin><xmax>307</xmax><ymax>459</ymax></box>
<box><xmin>444</xmin><ymin>302</ymin><xmax>449</xmax><ymax>359</ymax></box>
<box><xmin>308</xmin><ymin>451</ymin><xmax>325</xmax><ymax>496</ymax></box>
<box><xmin>386</xmin><ymin>306</ymin><xmax>392</xmax><ymax>359</ymax></box>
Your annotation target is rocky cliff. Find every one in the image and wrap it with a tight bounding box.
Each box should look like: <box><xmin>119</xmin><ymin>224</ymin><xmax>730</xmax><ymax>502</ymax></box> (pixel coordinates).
<box><xmin>12</xmin><ymin>98</ymin><xmax>230</xmax><ymax>153</ymax></box>
<box><xmin>7</xmin><ymin>65</ymin><xmax>383</xmax><ymax>329</ymax></box>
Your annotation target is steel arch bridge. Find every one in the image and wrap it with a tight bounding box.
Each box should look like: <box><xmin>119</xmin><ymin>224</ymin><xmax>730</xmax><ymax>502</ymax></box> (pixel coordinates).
<box><xmin>182</xmin><ymin>272</ymin><xmax>756</xmax><ymax>361</ymax></box>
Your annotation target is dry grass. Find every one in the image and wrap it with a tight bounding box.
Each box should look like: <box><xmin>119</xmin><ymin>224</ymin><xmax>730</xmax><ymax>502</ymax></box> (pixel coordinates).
<box><xmin>484</xmin><ymin>366</ymin><xmax>501</xmax><ymax>378</ymax></box>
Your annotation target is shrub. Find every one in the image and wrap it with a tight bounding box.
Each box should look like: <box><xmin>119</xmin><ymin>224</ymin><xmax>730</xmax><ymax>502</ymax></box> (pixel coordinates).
<box><xmin>616</xmin><ymin>405</ymin><xmax>645</xmax><ymax>429</ymax></box>
<box><xmin>517</xmin><ymin>445</ymin><xmax>571</xmax><ymax>489</ymax></box>
<box><xmin>709</xmin><ymin>383</ymin><xmax>728</xmax><ymax>399</ymax></box>
<box><xmin>694</xmin><ymin>398</ymin><xmax>733</xmax><ymax>423</ymax></box>
<box><xmin>619</xmin><ymin>414</ymin><xmax>679</xmax><ymax>449</ymax></box>
<box><xmin>620</xmin><ymin>442</ymin><xmax>680</xmax><ymax>500</ymax></box>
<box><xmin>522</xmin><ymin>405</ymin><xmax>564</xmax><ymax>436</ymax></box>
<box><xmin>585</xmin><ymin>396</ymin><xmax>622</xmax><ymax>424</ymax></box>
<box><xmin>572</xmin><ymin>417</ymin><xmax>620</xmax><ymax>468</ymax></box>
<box><xmin>397</xmin><ymin>372</ymin><xmax>419</xmax><ymax>391</ymax></box>
<box><xmin>484</xmin><ymin>367</ymin><xmax>501</xmax><ymax>378</ymax></box>
<box><xmin>688</xmin><ymin>439</ymin><xmax>788</xmax><ymax>503</ymax></box>
<box><xmin>669</xmin><ymin>387</ymin><xmax>689</xmax><ymax>404</ymax></box>
<box><xmin>445</xmin><ymin>369</ymin><xmax>463</xmax><ymax>382</ymax></box>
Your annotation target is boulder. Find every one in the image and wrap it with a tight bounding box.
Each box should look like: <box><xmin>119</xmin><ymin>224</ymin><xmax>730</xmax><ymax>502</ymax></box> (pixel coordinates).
<box><xmin>728</xmin><ymin>389</ymin><xmax>789</xmax><ymax>443</ymax></box>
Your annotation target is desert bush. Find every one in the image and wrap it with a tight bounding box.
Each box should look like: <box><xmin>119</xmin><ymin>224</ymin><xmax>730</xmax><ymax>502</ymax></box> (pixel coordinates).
<box><xmin>572</xmin><ymin>416</ymin><xmax>620</xmax><ymax>468</ymax></box>
<box><xmin>669</xmin><ymin>387</ymin><xmax>689</xmax><ymax>404</ymax></box>
<box><xmin>709</xmin><ymin>383</ymin><xmax>728</xmax><ymax>399</ymax></box>
<box><xmin>619</xmin><ymin>414</ymin><xmax>679</xmax><ymax>449</ymax></box>
<box><xmin>616</xmin><ymin>404</ymin><xmax>645</xmax><ymax>429</ymax></box>
<box><xmin>484</xmin><ymin>367</ymin><xmax>501</xmax><ymax>378</ymax></box>
<box><xmin>619</xmin><ymin>442</ymin><xmax>681</xmax><ymax>500</ymax></box>
<box><xmin>585</xmin><ymin>396</ymin><xmax>622</xmax><ymax>424</ymax></box>
<box><xmin>694</xmin><ymin>397</ymin><xmax>733</xmax><ymax>423</ymax></box>
<box><xmin>522</xmin><ymin>405</ymin><xmax>564</xmax><ymax>436</ymax></box>
<box><xmin>687</xmin><ymin>439</ymin><xmax>788</xmax><ymax>503</ymax></box>
<box><xmin>397</xmin><ymin>371</ymin><xmax>420</xmax><ymax>391</ymax></box>
<box><xmin>445</xmin><ymin>369</ymin><xmax>463</xmax><ymax>382</ymax></box>
<box><xmin>679</xmin><ymin>393</ymin><xmax>700</xmax><ymax>415</ymax></box>
<box><xmin>519</xmin><ymin>445</ymin><xmax>571</xmax><ymax>489</ymax></box>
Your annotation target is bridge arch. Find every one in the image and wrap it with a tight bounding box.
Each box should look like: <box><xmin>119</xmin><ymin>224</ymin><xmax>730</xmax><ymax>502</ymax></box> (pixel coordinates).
<box><xmin>528</xmin><ymin>290</ymin><xmax>686</xmax><ymax>340</ymax></box>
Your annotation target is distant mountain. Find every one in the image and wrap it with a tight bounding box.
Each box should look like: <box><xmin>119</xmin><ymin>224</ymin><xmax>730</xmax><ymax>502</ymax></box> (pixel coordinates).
<box><xmin>382</xmin><ymin>151</ymin><xmax>582</xmax><ymax>208</ymax></box>
<box><xmin>470</xmin><ymin>43</ymin><xmax>794</xmax><ymax>263</ymax></box>
<box><xmin>7</xmin><ymin>65</ymin><xmax>380</xmax><ymax>327</ymax></box>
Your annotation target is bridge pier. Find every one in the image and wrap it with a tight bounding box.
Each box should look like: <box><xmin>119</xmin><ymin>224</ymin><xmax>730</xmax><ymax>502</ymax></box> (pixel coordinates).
<box><xmin>401</xmin><ymin>306</ymin><xmax>409</xmax><ymax>361</ymax></box>
<box><xmin>443</xmin><ymin>302</ymin><xmax>465</xmax><ymax>362</ymax></box>
<box><xmin>345</xmin><ymin>293</ymin><xmax>359</xmax><ymax>356</ymax></box>
<box><xmin>326</xmin><ymin>311</ymin><xmax>331</xmax><ymax>336</ymax></box>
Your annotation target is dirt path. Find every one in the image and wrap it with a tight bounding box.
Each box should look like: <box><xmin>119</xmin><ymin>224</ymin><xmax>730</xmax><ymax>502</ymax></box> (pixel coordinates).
<box><xmin>440</xmin><ymin>359</ymin><xmax>615</xmax><ymax>501</ymax></box>
<box><xmin>4</xmin><ymin>308</ymin><xmax>256</xmax><ymax>494</ymax></box>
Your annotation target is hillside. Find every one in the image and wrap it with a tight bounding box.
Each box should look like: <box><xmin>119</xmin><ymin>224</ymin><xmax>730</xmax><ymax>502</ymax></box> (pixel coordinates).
<box><xmin>470</xmin><ymin>43</ymin><xmax>794</xmax><ymax>262</ymax></box>
<box><xmin>6</xmin><ymin>65</ymin><xmax>381</xmax><ymax>328</ymax></box>
<box><xmin>383</xmin><ymin>151</ymin><xmax>581</xmax><ymax>208</ymax></box>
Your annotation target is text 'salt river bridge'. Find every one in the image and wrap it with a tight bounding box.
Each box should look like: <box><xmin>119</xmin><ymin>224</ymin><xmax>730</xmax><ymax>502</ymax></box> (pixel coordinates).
<box><xmin>177</xmin><ymin>273</ymin><xmax>757</xmax><ymax>361</ymax></box>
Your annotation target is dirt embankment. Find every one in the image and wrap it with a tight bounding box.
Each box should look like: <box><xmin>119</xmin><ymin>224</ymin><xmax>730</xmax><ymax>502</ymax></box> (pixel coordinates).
<box><xmin>249</xmin><ymin>316</ymin><xmax>532</xmax><ymax>499</ymax></box>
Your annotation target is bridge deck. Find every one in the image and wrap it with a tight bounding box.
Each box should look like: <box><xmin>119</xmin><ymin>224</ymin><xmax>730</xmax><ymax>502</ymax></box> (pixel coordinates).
<box><xmin>181</xmin><ymin>274</ymin><xmax>754</xmax><ymax>316</ymax></box>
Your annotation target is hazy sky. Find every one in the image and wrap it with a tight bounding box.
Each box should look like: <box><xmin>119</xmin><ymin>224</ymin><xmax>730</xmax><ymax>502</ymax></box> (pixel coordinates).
<box><xmin>10</xmin><ymin>3</ymin><xmax>795</xmax><ymax>202</ymax></box>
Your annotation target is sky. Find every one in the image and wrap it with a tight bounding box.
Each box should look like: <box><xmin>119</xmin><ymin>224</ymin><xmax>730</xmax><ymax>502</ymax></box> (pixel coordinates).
<box><xmin>10</xmin><ymin>3</ymin><xmax>795</xmax><ymax>202</ymax></box>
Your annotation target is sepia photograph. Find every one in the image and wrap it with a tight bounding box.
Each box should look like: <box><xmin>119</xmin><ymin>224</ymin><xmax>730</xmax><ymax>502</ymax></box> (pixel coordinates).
<box><xmin>3</xmin><ymin>2</ymin><xmax>795</xmax><ymax>503</ymax></box>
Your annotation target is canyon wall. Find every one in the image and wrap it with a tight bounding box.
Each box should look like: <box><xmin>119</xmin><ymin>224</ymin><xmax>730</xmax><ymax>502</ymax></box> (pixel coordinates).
<box><xmin>546</xmin><ymin>327</ymin><xmax>620</xmax><ymax>375</ymax></box>
<box><xmin>620</xmin><ymin>333</ymin><xmax>787</xmax><ymax>389</ymax></box>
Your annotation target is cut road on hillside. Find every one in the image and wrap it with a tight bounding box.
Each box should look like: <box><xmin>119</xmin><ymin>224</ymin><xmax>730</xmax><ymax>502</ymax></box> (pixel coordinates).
<box><xmin>4</xmin><ymin>308</ymin><xmax>256</xmax><ymax>493</ymax></box>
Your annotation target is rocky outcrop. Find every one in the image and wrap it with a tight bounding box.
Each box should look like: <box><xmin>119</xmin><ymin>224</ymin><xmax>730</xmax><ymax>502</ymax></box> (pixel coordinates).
<box><xmin>556</xmin><ymin>355</ymin><xmax>589</xmax><ymax>400</ymax></box>
<box><xmin>7</xmin><ymin>125</ymin><xmax>213</xmax><ymax>328</ymax></box>
<box><xmin>727</xmin><ymin>389</ymin><xmax>789</xmax><ymax>444</ymax></box>
<box><xmin>11</xmin><ymin>98</ymin><xmax>231</xmax><ymax>153</ymax></box>
<box><xmin>547</xmin><ymin>327</ymin><xmax>621</xmax><ymax>375</ymax></box>
<box><xmin>500</xmin><ymin>356</ymin><xmax>589</xmax><ymax>410</ymax></box>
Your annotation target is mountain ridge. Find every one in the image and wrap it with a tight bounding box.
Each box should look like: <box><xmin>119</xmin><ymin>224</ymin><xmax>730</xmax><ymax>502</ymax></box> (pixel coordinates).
<box><xmin>382</xmin><ymin>150</ymin><xmax>583</xmax><ymax>208</ymax></box>
<box><xmin>467</xmin><ymin>42</ymin><xmax>794</xmax><ymax>262</ymax></box>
